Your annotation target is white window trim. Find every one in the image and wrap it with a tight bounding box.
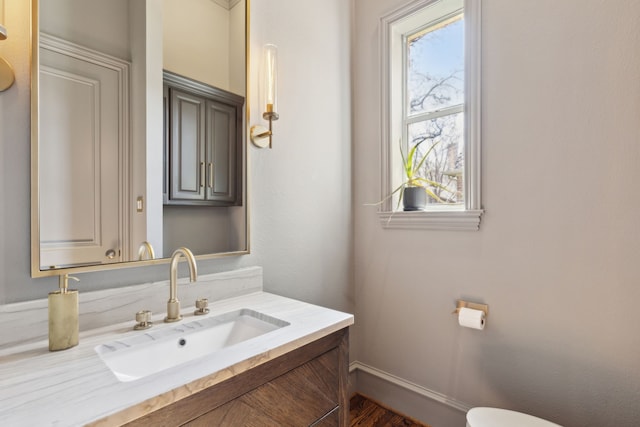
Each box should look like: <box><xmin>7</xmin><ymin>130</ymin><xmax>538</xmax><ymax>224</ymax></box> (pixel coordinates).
<box><xmin>379</xmin><ymin>0</ymin><xmax>483</xmax><ymax>231</ymax></box>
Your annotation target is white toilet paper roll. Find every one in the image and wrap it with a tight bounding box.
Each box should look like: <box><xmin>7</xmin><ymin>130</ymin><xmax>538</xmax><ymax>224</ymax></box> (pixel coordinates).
<box><xmin>458</xmin><ymin>307</ymin><xmax>485</xmax><ymax>330</ymax></box>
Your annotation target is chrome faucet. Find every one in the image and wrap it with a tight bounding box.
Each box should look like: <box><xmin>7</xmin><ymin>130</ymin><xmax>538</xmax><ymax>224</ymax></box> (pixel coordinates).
<box><xmin>137</xmin><ymin>241</ymin><xmax>156</xmax><ymax>260</ymax></box>
<box><xmin>165</xmin><ymin>247</ymin><xmax>198</xmax><ymax>323</ymax></box>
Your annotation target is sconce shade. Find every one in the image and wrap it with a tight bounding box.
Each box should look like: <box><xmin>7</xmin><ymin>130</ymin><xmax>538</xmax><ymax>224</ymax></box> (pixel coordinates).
<box><xmin>0</xmin><ymin>25</ymin><xmax>6</xmax><ymax>40</ymax></box>
<box><xmin>260</xmin><ymin>44</ymin><xmax>278</xmax><ymax>117</ymax></box>
<box><xmin>251</xmin><ymin>44</ymin><xmax>279</xmax><ymax>149</ymax></box>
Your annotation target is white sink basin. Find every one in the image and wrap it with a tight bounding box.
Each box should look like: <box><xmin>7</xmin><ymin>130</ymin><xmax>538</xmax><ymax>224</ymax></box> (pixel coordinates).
<box><xmin>95</xmin><ymin>308</ymin><xmax>289</xmax><ymax>382</ymax></box>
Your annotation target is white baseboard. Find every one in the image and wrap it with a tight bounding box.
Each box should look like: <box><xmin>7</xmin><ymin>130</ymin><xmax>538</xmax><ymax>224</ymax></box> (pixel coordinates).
<box><xmin>349</xmin><ymin>361</ymin><xmax>472</xmax><ymax>414</ymax></box>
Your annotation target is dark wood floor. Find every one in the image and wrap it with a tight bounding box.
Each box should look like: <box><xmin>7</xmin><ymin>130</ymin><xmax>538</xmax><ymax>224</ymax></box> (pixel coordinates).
<box><xmin>350</xmin><ymin>394</ymin><xmax>431</xmax><ymax>427</ymax></box>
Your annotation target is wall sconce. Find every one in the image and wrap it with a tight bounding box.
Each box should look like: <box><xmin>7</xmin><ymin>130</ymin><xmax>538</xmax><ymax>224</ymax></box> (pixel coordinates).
<box><xmin>0</xmin><ymin>0</ymin><xmax>15</xmax><ymax>92</ymax></box>
<box><xmin>250</xmin><ymin>44</ymin><xmax>279</xmax><ymax>149</ymax></box>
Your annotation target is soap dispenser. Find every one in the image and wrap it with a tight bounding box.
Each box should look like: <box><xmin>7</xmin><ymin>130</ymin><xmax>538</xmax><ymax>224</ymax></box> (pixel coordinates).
<box><xmin>48</xmin><ymin>274</ymin><xmax>79</xmax><ymax>351</ymax></box>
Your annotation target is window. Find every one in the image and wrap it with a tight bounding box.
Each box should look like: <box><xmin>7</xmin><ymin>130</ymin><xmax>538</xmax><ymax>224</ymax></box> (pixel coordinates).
<box><xmin>379</xmin><ymin>0</ymin><xmax>482</xmax><ymax>230</ymax></box>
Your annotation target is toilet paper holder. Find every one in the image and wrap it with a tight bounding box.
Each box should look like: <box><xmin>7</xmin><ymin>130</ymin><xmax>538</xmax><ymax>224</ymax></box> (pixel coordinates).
<box><xmin>452</xmin><ymin>300</ymin><xmax>489</xmax><ymax>317</ymax></box>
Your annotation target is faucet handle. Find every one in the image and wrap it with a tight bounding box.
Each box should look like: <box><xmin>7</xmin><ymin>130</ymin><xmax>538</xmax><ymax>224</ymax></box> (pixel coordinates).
<box><xmin>194</xmin><ymin>298</ymin><xmax>209</xmax><ymax>316</ymax></box>
<box><xmin>134</xmin><ymin>310</ymin><xmax>153</xmax><ymax>330</ymax></box>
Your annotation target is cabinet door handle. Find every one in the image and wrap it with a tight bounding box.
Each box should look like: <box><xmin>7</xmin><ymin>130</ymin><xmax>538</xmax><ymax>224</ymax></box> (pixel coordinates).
<box><xmin>200</xmin><ymin>162</ymin><xmax>205</xmax><ymax>188</ymax></box>
<box><xmin>208</xmin><ymin>162</ymin><xmax>214</xmax><ymax>188</ymax></box>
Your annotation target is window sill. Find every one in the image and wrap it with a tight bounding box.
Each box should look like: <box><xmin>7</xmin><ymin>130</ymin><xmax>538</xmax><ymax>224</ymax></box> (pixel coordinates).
<box><xmin>377</xmin><ymin>209</ymin><xmax>484</xmax><ymax>231</ymax></box>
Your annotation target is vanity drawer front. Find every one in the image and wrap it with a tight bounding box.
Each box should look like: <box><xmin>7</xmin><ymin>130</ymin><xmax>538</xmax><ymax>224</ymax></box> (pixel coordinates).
<box><xmin>186</xmin><ymin>348</ymin><xmax>339</xmax><ymax>426</ymax></box>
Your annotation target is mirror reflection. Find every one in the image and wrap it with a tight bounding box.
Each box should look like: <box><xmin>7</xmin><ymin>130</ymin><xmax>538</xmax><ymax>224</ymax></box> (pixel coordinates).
<box><xmin>33</xmin><ymin>0</ymin><xmax>248</xmax><ymax>274</ymax></box>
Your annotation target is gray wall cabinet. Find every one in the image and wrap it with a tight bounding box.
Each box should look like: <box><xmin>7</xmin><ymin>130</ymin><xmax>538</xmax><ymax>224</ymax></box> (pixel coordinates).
<box><xmin>163</xmin><ymin>71</ymin><xmax>244</xmax><ymax>207</ymax></box>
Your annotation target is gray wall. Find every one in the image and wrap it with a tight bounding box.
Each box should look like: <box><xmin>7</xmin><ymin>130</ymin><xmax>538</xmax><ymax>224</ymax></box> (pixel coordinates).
<box><xmin>0</xmin><ymin>0</ymin><xmax>353</xmax><ymax>317</ymax></box>
<box><xmin>353</xmin><ymin>1</ymin><xmax>640</xmax><ymax>426</ymax></box>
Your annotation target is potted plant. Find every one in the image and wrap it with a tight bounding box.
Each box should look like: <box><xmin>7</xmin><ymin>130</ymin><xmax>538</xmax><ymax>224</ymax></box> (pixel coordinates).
<box><xmin>396</xmin><ymin>139</ymin><xmax>446</xmax><ymax>211</ymax></box>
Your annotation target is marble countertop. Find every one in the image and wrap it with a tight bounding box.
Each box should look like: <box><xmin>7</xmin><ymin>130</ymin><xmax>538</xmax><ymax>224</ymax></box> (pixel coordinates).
<box><xmin>0</xmin><ymin>291</ymin><xmax>354</xmax><ymax>426</ymax></box>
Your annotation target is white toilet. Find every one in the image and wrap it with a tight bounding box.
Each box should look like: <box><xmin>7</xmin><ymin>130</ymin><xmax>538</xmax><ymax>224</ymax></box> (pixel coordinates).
<box><xmin>466</xmin><ymin>407</ymin><xmax>562</xmax><ymax>427</ymax></box>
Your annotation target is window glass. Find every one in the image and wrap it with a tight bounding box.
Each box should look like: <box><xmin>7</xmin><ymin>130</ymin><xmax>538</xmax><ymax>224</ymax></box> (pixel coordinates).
<box><xmin>404</xmin><ymin>12</ymin><xmax>464</xmax><ymax>207</ymax></box>
<box><xmin>406</xmin><ymin>16</ymin><xmax>464</xmax><ymax>116</ymax></box>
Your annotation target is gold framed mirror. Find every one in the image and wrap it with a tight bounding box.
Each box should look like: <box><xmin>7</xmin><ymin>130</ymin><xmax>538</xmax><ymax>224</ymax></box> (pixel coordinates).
<box><xmin>30</xmin><ymin>0</ymin><xmax>250</xmax><ymax>278</ymax></box>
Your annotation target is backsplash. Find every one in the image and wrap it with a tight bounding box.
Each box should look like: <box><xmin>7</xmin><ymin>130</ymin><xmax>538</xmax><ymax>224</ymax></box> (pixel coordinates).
<box><xmin>0</xmin><ymin>267</ymin><xmax>262</xmax><ymax>348</ymax></box>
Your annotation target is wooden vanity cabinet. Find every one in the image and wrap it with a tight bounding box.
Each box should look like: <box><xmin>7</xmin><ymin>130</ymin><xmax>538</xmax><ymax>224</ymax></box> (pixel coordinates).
<box><xmin>163</xmin><ymin>71</ymin><xmax>244</xmax><ymax>207</ymax></box>
<box><xmin>125</xmin><ymin>328</ymin><xmax>349</xmax><ymax>426</ymax></box>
